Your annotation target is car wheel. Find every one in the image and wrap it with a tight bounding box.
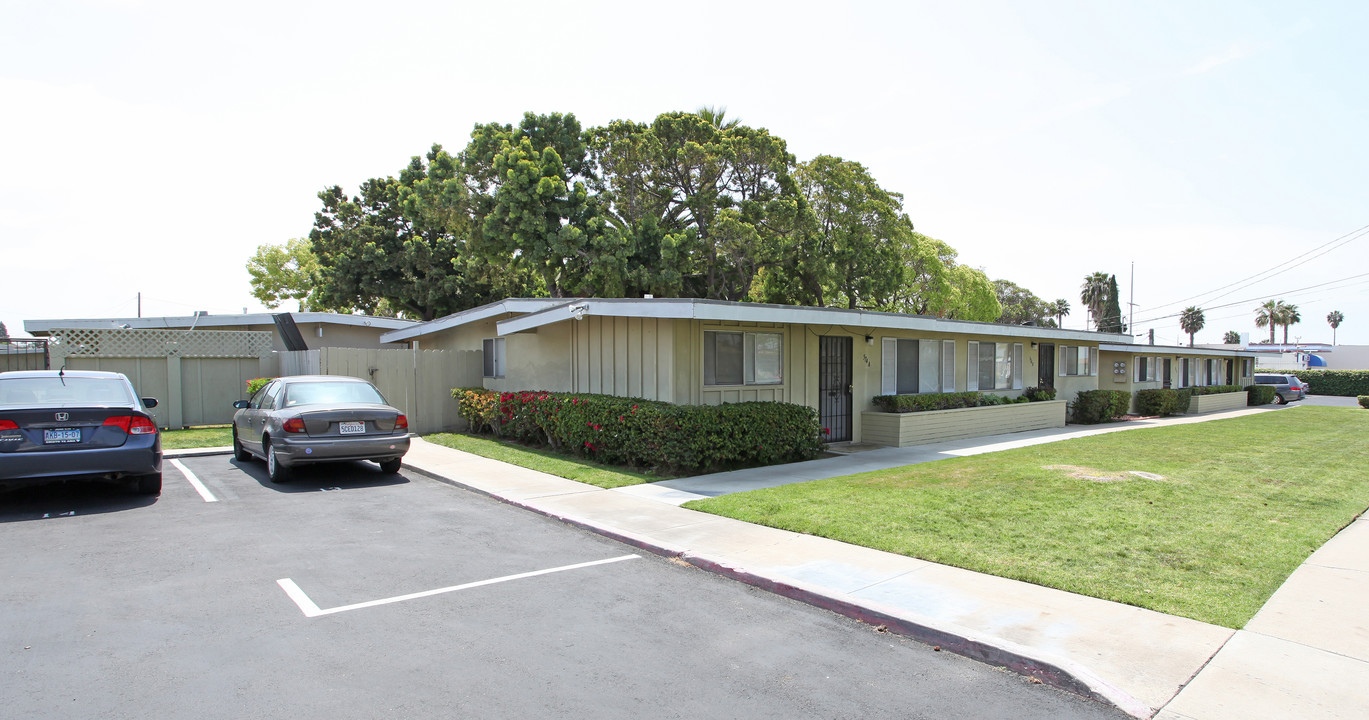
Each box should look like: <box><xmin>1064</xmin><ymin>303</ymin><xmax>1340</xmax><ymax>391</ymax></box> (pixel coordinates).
<box><xmin>134</xmin><ymin>472</ymin><xmax>162</xmax><ymax>496</ymax></box>
<box><xmin>232</xmin><ymin>428</ymin><xmax>252</xmax><ymax>463</ymax></box>
<box><xmin>379</xmin><ymin>458</ymin><xmax>402</xmax><ymax>474</ymax></box>
<box><xmin>1271</xmin><ymin>394</ymin><xmax>1284</xmax><ymax>405</ymax></box>
<box><xmin>266</xmin><ymin>441</ymin><xmax>290</xmax><ymax>483</ymax></box>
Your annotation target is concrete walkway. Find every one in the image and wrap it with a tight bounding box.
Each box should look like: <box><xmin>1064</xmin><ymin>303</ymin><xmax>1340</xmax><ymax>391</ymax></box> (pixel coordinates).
<box><xmin>170</xmin><ymin>402</ymin><xmax>1369</xmax><ymax>718</ymax></box>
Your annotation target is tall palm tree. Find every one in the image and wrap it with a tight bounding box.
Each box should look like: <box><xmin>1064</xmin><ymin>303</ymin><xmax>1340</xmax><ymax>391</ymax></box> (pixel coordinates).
<box><xmin>1327</xmin><ymin>310</ymin><xmax>1345</xmax><ymax>345</ymax></box>
<box><xmin>1179</xmin><ymin>306</ymin><xmax>1205</xmax><ymax>346</ymax></box>
<box><xmin>1223</xmin><ymin>330</ymin><xmax>1241</xmax><ymax>344</ymax></box>
<box><xmin>1080</xmin><ymin>272</ymin><xmax>1110</xmax><ymax>330</ymax></box>
<box><xmin>1255</xmin><ymin>299</ymin><xmax>1281</xmax><ymax>344</ymax></box>
<box><xmin>1280</xmin><ymin>303</ymin><xmax>1301</xmax><ymax>344</ymax></box>
<box><xmin>1050</xmin><ymin>298</ymin><xmax>1070</xmax><ymax>328</ymax></box>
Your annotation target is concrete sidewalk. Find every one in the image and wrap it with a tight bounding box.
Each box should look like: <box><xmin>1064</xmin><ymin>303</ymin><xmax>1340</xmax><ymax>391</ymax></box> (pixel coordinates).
<box><xmin>392</xmin><ymin>404</ymin><xmax>1367</xmax><ymax>719</ymax></box>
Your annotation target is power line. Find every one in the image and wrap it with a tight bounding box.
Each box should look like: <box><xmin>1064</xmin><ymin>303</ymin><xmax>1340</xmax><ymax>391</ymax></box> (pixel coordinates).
<box><xmin>1130</xmin><ymin>271</ymin><xmax>1369</xmax><ymax>326</ymax></box>
<box><xmin>1138</xmin><ymin>223</ymin><xmax>1369</xmax><ymax>313</ymax></box>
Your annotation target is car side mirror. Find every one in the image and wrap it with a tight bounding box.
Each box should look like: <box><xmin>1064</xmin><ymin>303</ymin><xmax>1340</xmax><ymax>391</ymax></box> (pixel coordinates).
<box><xmin>142</xmin><ymin>398</ymin><xmax>159</xmax><ymax>408</ymax></box>
<box><xmin>233</xmin><ymin>400</ymin><xmax>250</xmax><ymax>409</ymax></box>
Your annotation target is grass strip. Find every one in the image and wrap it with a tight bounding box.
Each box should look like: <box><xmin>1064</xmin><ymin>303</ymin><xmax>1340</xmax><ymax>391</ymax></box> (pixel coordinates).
<box><xmin>161</xmin><ymin>426</ymin><xmax>232</xmax><ymax>449</ymax></box>
<box><xmin>424</xmin><ymin>432</ymin><xmax>673</xmax><ymax>489</ymax></box>
<box><xmin>685</xmin><ymin>406</ymin><xmax>1369</xmax><ymax>628</ymax></box>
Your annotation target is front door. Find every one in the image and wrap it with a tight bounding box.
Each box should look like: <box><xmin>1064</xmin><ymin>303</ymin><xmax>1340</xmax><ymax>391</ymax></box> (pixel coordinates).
<box><xmin>1162</xmin><ymin>359</ymin><xmax>1173</xmax><ymax>389</ymax></box>
<box><xmin>819</xmin><ymin>336</ymin><xmax>853</xmax><ymax>442</ymax></box>
<box><xmin>1038</xmin><ymin>343</ymin><xmax>1055</xmax><ymax>388</ymax></box>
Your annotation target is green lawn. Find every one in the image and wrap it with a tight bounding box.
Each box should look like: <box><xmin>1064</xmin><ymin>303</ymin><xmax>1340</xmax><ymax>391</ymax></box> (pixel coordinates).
<box><xmin>161</xmin><ymin>425</ymin><xmax>233</xmax><ymax>449</ymax></box>
<box><xmin>424</xmin><ymin>433</ymin><xmax>675</xmax><ymax>489</ymax></box>
<box><xmin>684</xmin><ymin>406</ymin><xmax>1369</xmax><ymax>629</ymax></box>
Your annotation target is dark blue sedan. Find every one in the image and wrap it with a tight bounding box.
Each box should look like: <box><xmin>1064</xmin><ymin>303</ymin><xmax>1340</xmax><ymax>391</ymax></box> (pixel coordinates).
<box><xmin>0</xmin><ymin>370</ymin><xmax>162</xmax><ymax>495</ymax></box>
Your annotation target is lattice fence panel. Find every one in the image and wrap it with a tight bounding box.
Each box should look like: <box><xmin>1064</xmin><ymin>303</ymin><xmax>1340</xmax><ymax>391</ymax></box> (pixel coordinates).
<box><xmin>49</xmin><ymin>328</ymin><xmax>273</xmax><ymax>359</ymax></box>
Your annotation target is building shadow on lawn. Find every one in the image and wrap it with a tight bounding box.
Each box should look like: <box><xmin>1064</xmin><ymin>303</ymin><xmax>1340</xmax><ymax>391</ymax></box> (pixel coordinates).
<box><xmin>231</xmin><ymin>457</ymin><xmax>410</xmax><ymax>493</ymax></box>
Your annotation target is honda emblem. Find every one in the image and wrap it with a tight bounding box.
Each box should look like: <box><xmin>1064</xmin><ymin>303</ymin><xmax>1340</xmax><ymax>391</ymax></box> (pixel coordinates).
<box><xmin>55</xmin><ymin>412</ymin><xmax>69</xmax><ymax>422</ymax></box>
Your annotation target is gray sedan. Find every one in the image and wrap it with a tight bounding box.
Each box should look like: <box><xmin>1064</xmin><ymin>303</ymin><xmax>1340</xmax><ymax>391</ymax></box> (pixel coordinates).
<box><xmin>231</xmin><ymin>375</ymin><xmax>410</xmax><ymax>482</ymax></box>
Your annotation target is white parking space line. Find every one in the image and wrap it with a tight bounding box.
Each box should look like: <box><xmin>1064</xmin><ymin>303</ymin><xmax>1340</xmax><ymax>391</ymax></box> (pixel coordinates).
<box><xmin>278</xmin><ymin>554</ymin><xmax>641</xmax><ymax>618</ymax></box>
<box><xmin>169</xmin><ymin>459</ymin><xmax>218</xmax><ymax>503</ymax></box>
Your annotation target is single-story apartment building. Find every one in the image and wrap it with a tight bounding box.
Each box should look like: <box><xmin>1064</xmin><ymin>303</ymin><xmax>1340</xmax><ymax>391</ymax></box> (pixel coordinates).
<box><xmin>25</xmin><ymin>312</ymin><xmax>418</xmax><ymax>351</ymax></box>
<box><xmin>380</xmin><ymin>297</ymin><xmax>1259</xmax><ymax>445</ymax></box>
<box><xmin>1098</xmin><ymin>343</ymin><xmax>1257</xmax><ymax>414</ymax></box>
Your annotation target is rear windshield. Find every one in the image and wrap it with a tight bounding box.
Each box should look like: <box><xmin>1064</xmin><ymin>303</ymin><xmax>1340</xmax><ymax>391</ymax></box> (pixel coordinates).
<box><xmin>0</xmin><ymin>376</ymin><xmax>134</xmax><ymax>407</ymax></box>
<box><xmin>282</xmin><ymin>381</ymin><xmax>386</xmax><ymax>407</ymax></box>
<box><xmin>1254</xmin><ymin>375</ymin><xmax>1285</xmax><ymax>383</ymax></box>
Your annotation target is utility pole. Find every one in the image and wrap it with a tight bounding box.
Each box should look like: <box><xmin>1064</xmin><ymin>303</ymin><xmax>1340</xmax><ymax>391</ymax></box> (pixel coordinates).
<box><xmin>1127</xmin><ymin>262</ymin><xmax>1136</xmax><ymax>335</ymax></box>
<box><xmin>137</xmin><ymin>292</ymin><xmax>142</xmax><ymax>318</ymax></box>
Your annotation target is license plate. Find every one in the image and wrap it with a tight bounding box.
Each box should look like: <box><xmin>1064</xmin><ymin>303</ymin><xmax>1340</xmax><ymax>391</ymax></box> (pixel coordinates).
<box><xmin>44</xmin><ymin>428</ymin><xmax>82</xmax><ymax>444</ymax></box>
<box><xmin>338</xmin><ymin>421</ymin><xmax>366</xmax><ymax>435</ymax></box>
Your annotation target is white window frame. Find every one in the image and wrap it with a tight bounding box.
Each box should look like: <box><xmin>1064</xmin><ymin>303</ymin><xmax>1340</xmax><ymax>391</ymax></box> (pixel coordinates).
<box><xmin>1134</xmin><ymin>356</ymin><xmax>1159</xmax><ymax>382</ymax></box>
<box><xmin>704</xmin><ymin>330</ymin><xmax>783</xmax><ymax>387</ymax></box>
<box><xmin>967</xmin><ymin>341</ymin><xmax>1022</xmax><ymax>391</ymax></box>
<box><xmin>881</xmin><ymin>338</ymin><xmax>955</xmax><ymax>395</ymax></box>
<box><xmin>482</xmin><ymin>337</ymin><xmax>506</xmax><ymax>379</ymax></box>
<box><xmin>1059</xmin><ymin>346</ymin><xmax>1097</xmax><ymax>377</ymax></box>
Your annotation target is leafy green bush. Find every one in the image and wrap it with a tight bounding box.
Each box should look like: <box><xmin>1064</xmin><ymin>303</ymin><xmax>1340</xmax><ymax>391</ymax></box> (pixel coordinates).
<box><xmin>1246</xmin><ymin>385</ymin><xmax>1276</xmax><ymax>406</ymax></box>
<box><xmin>451</xmin><ymin>388</ymin><xmax>824</xmax><ymax>473</ymax></box>
<box><xmin>1136</xmin><ymin>388</ymin><xmax>1194</xmax><ymax>416</ymax></box>
<box><xmin>1358</xmin><ymin>395</ymin><xmax>1369</xmax><ymax>409</ymax></box>
<box><xmin>1188</xmin><ymin>385</ymin><xmax>1243</xmax><ymax>396</ymax></box>
<box><xmin>1277</xmin><ymin>369</ymin><xmax>1369</xmax><ymax>397</ymax></box>
<box><xmin>871</xmin><ymin>391</ymin><xmax>984</xmax><ymax>413</ymax></box>
<box><xmin>246</xmin><ymin>377</ymin><xmax>273</xmax><ymax>396</ymax></box>
<box><xmin>1023</xmin><ymin>386</ymin><xmax>1057</xmax><ymax>402</ymax></box>
<box><xmin>1070</xmin><ymin>390</ymin><xmax>1131</xmax><ymax>424</ymax></box>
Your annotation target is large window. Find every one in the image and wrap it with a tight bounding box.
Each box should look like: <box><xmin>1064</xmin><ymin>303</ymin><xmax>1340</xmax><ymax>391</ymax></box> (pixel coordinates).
<box><xmin>967</xmin><ymin>341</ymin><xmax>1023</xmax><ymax>391</ymax></box>
<box><xmin>1134</xmin><ymin>356</ymin><xmax>1159</xmax><ymax>382</ymax></box>
<box><xmin>705</xmin><ymin>330</ymin><xmax>783</xmax><ymax>386</ymax></box>
<box><xmin>1059</xmin><ymin>346</ymin><xmax>1096</xmax><ymax>377</ymax></box>
<box><xmin>880</xmin><ymin>338</ymin><xmax>955</xmax><ymax>395</ymax></box>
<box><xmin>482</xmin><ymin>337</ymin><xmax>506</xmax><ymax>378</ymax></box>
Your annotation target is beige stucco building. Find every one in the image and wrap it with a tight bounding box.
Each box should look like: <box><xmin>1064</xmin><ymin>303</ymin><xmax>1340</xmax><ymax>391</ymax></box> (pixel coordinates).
<box><xmin>382</xmin><ymin>298</ymin><xmax>1191</xmax><ymax>444</ymax></box>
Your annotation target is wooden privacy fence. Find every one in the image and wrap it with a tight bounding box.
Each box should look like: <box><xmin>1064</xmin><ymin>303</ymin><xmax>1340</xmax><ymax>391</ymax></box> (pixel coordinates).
<box><xmin>48</xmin><ymin>328</ymin><xmax>274</xmax><ymax>428</ymax></box>
<box><xmin>273</xmin><ymin>347</ymin><xmax>481</xmax><ymax>434</ymax></box>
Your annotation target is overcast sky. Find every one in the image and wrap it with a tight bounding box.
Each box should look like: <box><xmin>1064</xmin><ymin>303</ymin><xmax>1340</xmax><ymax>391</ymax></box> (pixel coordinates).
<box><xmin>3</xmin><ymin>0</ymin><xmax>1366</xmax><ymax>347</ymax></box>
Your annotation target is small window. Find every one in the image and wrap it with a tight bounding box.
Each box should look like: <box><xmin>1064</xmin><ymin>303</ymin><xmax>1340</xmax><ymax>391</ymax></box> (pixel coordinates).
<box><xmin>706</xmin><ymin>330</ymin><xmax>783</xmax><ymax>386</ymax></box>
<box><xmin>483</xmin><ymin>338</ymin><xmax>506</xmax><ymax>379</ymax></box>
<box><xmin>968</xmin><ymin>341</ymin><xmax>1021</xmax><ymax>390</ymax></box>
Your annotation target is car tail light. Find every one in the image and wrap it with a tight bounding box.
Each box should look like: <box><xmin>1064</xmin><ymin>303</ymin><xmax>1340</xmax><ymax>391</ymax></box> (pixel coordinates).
<box><xmin>395</xmin><ymin>414</ymin><xmax>408</xmax><ymax>430</ymax></box>
<box><xmin>0</xmin><ymin>419</ymin><xmax>17</xmax><ymax>431</ymax></box>
<box><xmin>102</xmin><ymin>416</ymin><xmax>157</xmax><ymax>434</ymax></box>
<box><xmin>282</xmin><ymin>418</ymin><xmax>307</xmax><ymax>433</ymax></box>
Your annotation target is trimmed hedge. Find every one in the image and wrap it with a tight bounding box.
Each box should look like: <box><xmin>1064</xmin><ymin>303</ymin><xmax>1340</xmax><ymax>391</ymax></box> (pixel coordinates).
<box><xmin>1246</xmin><ymin>385</ymin><xmax>1276</xmax><ymax>406</ymax></box>
<box><xmin>1135</xmin><ymin>388</ymin><xmax>1193</xmax><ymax>416</ymax></box>
<box><xmin>1272</xmin><ymin>369</ymin><xmax>1369</xmax><ymax>397</ymax></box>
<box><xmin>871</xmin><ymin>389</ymin><xmax>1049</xmax><ymax>413</ymax></box>
<box><xmin>1187</xmin><ymin>384</ymin><xmax>1243</xmax><ymax>396</ymax></box>
<box><xmin>1359</xmin><ymin>395</ymin><xmax>1369</xmax><ymax>409</ymax></box>
<box><xmin>452</xmin><ymin>389</ymin><xmax>824</xmax><ymax>474</ymax></box>
<box><xmin>1070</xmin><ymin>390</ymin><xmax>1131</xmax><ymax>424</ymax></box>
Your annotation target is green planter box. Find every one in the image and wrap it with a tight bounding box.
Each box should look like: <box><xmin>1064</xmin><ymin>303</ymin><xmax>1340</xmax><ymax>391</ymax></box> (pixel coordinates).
<box><xmin>861</xmin><ymin>400</ymin><xmax>1067</xmax><ymax>447</ymax></box>
<box><xmin>1187</xmin><ymin>391</ymin><xmax>1248</xmax><ymax>415</ymax></box>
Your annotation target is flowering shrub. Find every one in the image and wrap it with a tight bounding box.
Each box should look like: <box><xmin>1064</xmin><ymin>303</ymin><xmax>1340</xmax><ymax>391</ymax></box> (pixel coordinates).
<box><xmin>246</xmin><ymin>377</ymin><xmax>273</xmax><ymax>396</ymax></box>
<box><xmin>451</xmin><ymin>388</ymin><xmax>824</xmax><ymax>473</ymax></box>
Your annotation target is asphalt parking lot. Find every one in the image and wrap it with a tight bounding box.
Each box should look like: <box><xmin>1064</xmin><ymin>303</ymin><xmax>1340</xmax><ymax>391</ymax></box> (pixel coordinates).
<box><xmin>1</xmin><ymin>456</ymin><xmax>1126</xmax><ymax>719</ymax></box>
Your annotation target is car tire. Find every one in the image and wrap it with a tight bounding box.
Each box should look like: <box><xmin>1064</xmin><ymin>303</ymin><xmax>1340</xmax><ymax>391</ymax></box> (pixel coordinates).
<box><xmin>379</xmin><ymin>458</ymin><xmax>402</xmax><ymax>474</ymax></box>
<box><xmin>266</xmin><ymin>441</ymin><xmax>290</xmax><ymax>483</ymax></box>
<box><xmin>134</xmin><ymin>472</ymin><xmax>162</xmax><ymax>496</ymax></box>
<box><xmin>1271</xmin><ymin>394</ymin><xmax>1284</xmax><ymax>405</ymax></box>
<box><xmin>232</xmin><ymin>428</ymin><xmax>252</xmax><ymax>463</ymax></box>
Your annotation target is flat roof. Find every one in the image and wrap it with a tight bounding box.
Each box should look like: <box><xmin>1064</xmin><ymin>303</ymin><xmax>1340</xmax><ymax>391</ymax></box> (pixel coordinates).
<box><xmin>1099</xmin><ymin>343</ymin><xmax>1257</xmax><ymax>359</ymax></box>
<box><xmin>382</xmin><ymin>296</ymin><xmax>1133</xmax><ymax>344</ymax></box>
<box><xmin>25</xmin><ymin>312</ymin><xmax>417</xmax><ymax>336</ymax></box>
